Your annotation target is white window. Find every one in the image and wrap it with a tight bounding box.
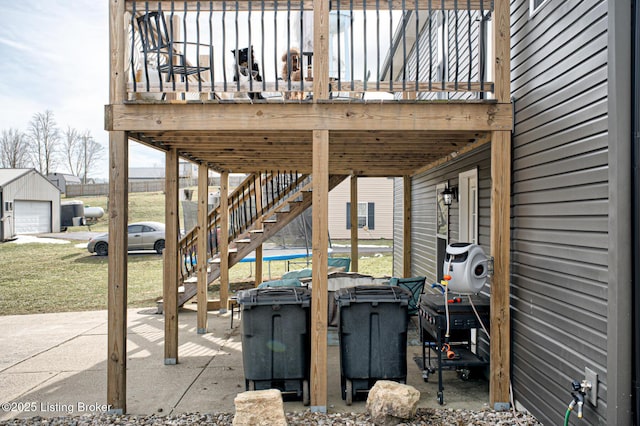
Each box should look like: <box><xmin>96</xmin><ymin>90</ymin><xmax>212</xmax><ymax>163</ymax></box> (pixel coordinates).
<box><xmin>530</xmin><ymin>0</ymin><xmax>550</xmax><ymax>17</ymax></box>
<box><xmin>346</xmin><ymin>202</ymin><xmax>375</xmax><ymax>230</ymax></box>
<box><xmin>459</xmin><ymin>169</ymin><xmax>479</xmax><ymax>244</ymax></box>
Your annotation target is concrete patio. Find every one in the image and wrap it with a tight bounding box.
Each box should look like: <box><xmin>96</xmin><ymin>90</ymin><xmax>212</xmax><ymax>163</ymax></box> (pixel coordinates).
<box><xmin>0</xmin><ymin>306</ymin><xmax>490</xmax><ymax>421</ymax></box>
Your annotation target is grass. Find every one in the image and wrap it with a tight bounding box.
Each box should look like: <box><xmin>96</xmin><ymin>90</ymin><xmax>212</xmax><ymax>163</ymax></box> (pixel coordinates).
<box><xmin>0</xmin><ymin>240</ymin><xmax>392</xmax><ymax>315</ymax></box>
<box><xmin>64</xmin><ymin>191</ymin><xmax>169</xmax><ymax>232</ymax></box>
<box><xmin>0</xmin><ymin>242</ymin><xmax>163</xmax><ymax>315</ymax></box>
<box><xmin>0</xmin><ymin>192</ymin><xmax>393</xmax><ymax>316</ymax></box>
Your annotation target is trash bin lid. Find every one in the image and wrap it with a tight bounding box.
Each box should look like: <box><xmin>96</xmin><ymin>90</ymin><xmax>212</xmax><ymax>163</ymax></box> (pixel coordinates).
<box><xmin>334</xmin><ymin>285</ymin><xmax>411</xmax><ymax>306</ymax></box>
<box><xmin>237</xmin><ymin>286</ymin><xmax>311</xmax><ymax>307</ymax></box>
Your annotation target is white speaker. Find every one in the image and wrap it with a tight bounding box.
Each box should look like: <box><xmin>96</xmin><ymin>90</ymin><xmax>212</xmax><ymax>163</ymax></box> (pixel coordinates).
<box><xmin>443</xmin><ymin>243</ymin><xmax>488</xmax><ymax>294</ymax></box>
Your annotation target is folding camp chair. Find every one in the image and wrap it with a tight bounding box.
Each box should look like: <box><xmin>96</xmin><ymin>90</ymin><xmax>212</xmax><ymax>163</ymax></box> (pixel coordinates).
<box><xmin>388</xmin><ymin>276</ymin><xmax>427</xmax><ymax>316</ymax></box>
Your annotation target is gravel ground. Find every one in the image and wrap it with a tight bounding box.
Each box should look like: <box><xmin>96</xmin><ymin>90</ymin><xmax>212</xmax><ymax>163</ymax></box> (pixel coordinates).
<box><xmin>0</xmin><ymin>408</ymin><xmax>542</xmax><ymax>426</ymax></box>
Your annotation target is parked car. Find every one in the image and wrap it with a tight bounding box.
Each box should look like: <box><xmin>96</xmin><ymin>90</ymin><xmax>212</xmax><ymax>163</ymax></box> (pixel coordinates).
<box><xmin>87</xmin><ymin>222</ymin><xmax>166</xmax><ymax>256</ymax></box>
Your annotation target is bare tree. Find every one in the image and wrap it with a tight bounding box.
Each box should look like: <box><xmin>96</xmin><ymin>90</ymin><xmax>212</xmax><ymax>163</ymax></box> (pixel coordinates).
<box><xmin>62</xmin><ymin>126</ymin><xmax>82</xmax><ymax>176</ymax></box>
<box><xmin>61</xmin><ymin>129</ymin><xmax>104</xmax><ymax>183</ymax></box>
<box><xmin>28</xmin><ymin>110</ymin><xmax>60</xmax><ymax>175</ymax></box>
<box><xmin>79</xmin><ymin>131</ymin><xmax>104</xmax><ymax>183</ymax></box>
<box><xmin>0</xmin><ymin>128</ymin><xmax>31</xmax><ymax>168</ymax></box>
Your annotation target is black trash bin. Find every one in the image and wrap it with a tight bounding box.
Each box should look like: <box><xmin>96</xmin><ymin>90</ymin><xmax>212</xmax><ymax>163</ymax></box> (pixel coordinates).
<box><xmin>238</xmin><ymin>286</ymin><xmax>311</xmax><ymax>404</ymax></box>
<box><xmin>335</xmin><ymin>285</ymin><xmax>411</xmax><ymax>404</ymax></box>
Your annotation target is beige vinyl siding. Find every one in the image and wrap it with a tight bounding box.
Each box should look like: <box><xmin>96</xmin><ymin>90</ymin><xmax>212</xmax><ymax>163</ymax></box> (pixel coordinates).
<box><xmin>328</xmin><ymin>177</ymin><xmax>394</xmax><ymax>240</ymax></box>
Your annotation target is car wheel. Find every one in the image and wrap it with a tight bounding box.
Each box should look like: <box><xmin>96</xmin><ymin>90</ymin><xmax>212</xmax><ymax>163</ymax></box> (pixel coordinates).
<box><xmin>95</xmin><ymin>242</ymin><xmax>108</xmax><ymax>256</ymax></box>
<box><xmin>155</xmin><ymin>239</ymin><xmax>165</xmax><ymax>254</ymax></box>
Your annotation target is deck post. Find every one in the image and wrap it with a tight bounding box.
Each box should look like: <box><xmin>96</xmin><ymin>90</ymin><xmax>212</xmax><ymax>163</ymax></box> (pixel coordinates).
<box><xmin>403</xmin><ymin>175</ymin><xmax>412</xmax><ymax>277</ymax></box>
<box><xmin>254</xmin><ymin>174</ymin><xmax>264</xmax><ymax>287</ymax></box>
<box><xmin>313</xmin><ymin>0</ymin><xmax>330</xmax><ymax>100</ymax></box>
<box><xmin>490</xmin><ymin>130</ymin><xmax>511</xmax><ymax>408</ymax></box>
<box><xmin>106</xmin><ymin>131</ymin><xmax>128</xmax><ymax>413</ymax></box>
<box><xmin>164</xmin><ymin>148</ymin><xmax>180</xmax><ymax>364</ymax></box>
<box><xmin>197</xmin><ymin>163</ymin><xmax>209</xmax><ymax>334</ymax></box>
<box><xmin>350</xmin><ymin>176</ymin><xmax>358</xmax><ymax>272</ymax></box>
<box><xmin>107</xmin><ymin>0</ymin><xmax>127</xmax><ymax>413</ymax></box>
<box><xmin>490</xmin><ymin>0</ymin><xmax>511</xmax><ymax>409</ymax></box>
<box><xmin>311</xmin><ymin>129</ymin><xmax>329</xmax><ymax>412</ymax></box>
<box><xmin>219</xmin><ymin>171</ymin><xmax>230</xmax><ymax>312</ymax></box>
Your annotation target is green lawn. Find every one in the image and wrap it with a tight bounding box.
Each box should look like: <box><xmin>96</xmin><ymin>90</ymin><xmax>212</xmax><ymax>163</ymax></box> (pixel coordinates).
<box><xmin>0</xmin><ymin>242</ymin><xmax>163</xmax><ymax>315</ymax></box>
<box><xmin>0</xmin><ymin>192</ymin><xmax>393</xmax><ymax>316</ymax></box>
<box><xmin>0</xmin><ymin>238</ymin><xmax>393</xmax><ymax>316</ymax></box>
<box><xmin>65</xmin><ymin>191</ymin><xmax>169</xmax><ymax>232</ymax></box>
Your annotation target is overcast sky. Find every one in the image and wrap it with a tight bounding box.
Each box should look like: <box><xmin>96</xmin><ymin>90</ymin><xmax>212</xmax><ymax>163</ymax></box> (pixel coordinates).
<box><xmin>0</xmin><ymin>2</ymin><xmax>400</xmax><ymax>180</ymax></box>
<box><xmin>0</xmin><ymin>0</ymin><xmax>163</xmax><ymax>180</ymax></box>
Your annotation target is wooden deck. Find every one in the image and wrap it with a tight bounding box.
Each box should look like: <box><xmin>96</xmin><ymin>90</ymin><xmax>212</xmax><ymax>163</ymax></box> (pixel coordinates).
<box><xmin>106</xmin><ymin>0</ymin><xmax>512</xmax><ymax>414</ymax></box>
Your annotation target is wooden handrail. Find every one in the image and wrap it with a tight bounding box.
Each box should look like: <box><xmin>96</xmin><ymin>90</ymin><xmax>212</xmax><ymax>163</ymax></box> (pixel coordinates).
<box><xmin>177</xmin><ymin>171</ymin><xmax>310</xmax><ymax>283</ymax></box>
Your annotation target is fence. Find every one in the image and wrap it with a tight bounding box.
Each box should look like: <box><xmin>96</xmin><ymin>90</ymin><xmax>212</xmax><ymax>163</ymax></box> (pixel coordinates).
<box><xmin>65</xmin><ymin>176</ymin><xmax>247</xmax><ymax>197</ymax></box>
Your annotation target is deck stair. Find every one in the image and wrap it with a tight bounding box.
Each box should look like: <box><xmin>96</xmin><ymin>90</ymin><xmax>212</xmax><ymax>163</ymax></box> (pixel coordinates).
<box><xmin>157</xmin><ymin>172</ymin><xmax>347</xmax><ymax>312</ymax></box>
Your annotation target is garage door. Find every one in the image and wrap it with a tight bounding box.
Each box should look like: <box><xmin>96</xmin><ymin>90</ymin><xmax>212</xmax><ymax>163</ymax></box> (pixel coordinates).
<box><xmin>15</xmin><ymin>201</ymin><xmax>52</xmax><ymax>234</ymax></box>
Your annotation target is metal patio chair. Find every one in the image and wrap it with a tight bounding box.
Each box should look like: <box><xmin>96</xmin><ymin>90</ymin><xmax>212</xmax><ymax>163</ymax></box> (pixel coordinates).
<box><xmin>136</xmin><ymin>11</ymin><xmax>211</xmax><ymax>84</ymax></box>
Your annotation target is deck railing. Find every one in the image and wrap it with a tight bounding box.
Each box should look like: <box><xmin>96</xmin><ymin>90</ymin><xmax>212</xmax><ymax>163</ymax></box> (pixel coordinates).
<box><xmin>178</xmin><ymin>170</ymin><xmax>309</xmax><ymax>282</ymax></box>
<box><xmin>122</xmin><ymin>0</ymin><xmax>496</xmax><ymax>101</ymax></box>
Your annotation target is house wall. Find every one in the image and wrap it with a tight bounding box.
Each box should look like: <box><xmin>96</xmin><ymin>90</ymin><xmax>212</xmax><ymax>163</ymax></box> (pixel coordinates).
<box><xmin>392</xmin><ymin>178</ymin><xmax>404</xmax><ymax>276</ymax></box>
<box><xmin>393</xmin><ymin>0</ymin><xmax>612</xmax><ymax>423</ymax></box>
<box><xmin>509</xmin><ymin>1</ymin><xmax>608</xmax><ymax>424</ymax></box>
<box><xmin>399</xmin><ymin>10</ymin><xmax>483</xmax><ymax>101</ymax></box>
<box><xmin>328</xmin><ymin>177</ymin><xmax>394</xmax><ymax>240</ymax></box>
<box><xmin>394</xmin><ymin>145</ymin><xmax>491</xmax><ymax>283</ymax></box>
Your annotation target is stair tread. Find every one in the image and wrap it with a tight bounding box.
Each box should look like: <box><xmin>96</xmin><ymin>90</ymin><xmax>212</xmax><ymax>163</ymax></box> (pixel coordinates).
<box><xmin>173</xmin><ymin>174</ymin><xmax>349</xmax><ymax>304</ymax></box>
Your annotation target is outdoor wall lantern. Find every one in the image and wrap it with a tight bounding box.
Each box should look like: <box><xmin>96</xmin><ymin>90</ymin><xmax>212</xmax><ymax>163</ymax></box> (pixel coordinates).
<box><xmin>441</xmin><ymin>186</ymin><xmax>458</xmax><ymax>206</ymax></box>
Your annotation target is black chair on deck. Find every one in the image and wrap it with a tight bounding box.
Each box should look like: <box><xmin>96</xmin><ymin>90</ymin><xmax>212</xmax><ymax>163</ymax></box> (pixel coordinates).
<box><xmin>136</xmin><ymin>11</ymin><xmax>210</xmax><ymax>83</ymax></box>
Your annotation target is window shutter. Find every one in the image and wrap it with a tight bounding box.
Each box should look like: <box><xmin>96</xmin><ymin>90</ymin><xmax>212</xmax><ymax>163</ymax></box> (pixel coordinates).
<box><xmin>368</xmin><ymin>202</ymin><xmax>375</xmax><ymax>230</ymax></box>
<box><xmin>346</xmin><ymin>202</ymin><xmax>351</xmax><ymax>229</ymax></box>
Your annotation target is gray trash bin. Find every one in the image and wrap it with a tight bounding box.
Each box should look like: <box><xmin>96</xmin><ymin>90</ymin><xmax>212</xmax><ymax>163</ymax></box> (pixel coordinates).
<box><xmin>335</xmin><ymin>285</ymin><xmax>411</xmax><ymax>404</ymax></box>
<box><xmin>238</xmin><ymin>287</ymin><xmax>311</xmax><ymax>404</ymax></box>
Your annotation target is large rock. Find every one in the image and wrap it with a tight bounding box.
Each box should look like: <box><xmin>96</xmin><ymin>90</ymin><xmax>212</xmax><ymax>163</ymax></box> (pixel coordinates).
<box><xmin>366</xmin><ymin>380</ymin><xmax>421</xmax><ymax>426</ymax></box>
<box><xmin>232</xmin><ymin>389</ymin><xmax>287</xmax><ymax>426</ymax></box>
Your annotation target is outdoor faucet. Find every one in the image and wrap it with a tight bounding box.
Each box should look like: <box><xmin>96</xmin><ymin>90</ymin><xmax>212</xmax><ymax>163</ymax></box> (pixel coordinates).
<box><xmin>573</xmin><ymin>390</ymin><xmax>584</xmax><ymax>419</ymax></box>
<box><xmin>566</xmin><ymin>379</ymin><xmax>591</xmax><ymax>422</ymax></box>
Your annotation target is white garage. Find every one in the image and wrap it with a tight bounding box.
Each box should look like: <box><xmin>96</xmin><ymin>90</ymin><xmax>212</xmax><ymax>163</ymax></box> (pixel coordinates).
<box><xmin>0</xmin><ymin>169</ymin><xmax>61</xmax><ymax>240</ymax></box>
<box><xmin>14</xmin><ymin>200</ymin><xmax>52</xmax><ymax>234</ymax></box>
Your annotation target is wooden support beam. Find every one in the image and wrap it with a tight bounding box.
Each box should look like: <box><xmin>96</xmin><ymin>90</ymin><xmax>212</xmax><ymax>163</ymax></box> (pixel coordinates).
<box><xmin>254</xmin><ymin>174</ymin><xmax>263</xmax><ymax>287</ymax></box>
<box><xmin>403</xmin><ymin>175</ymin><xmax>412</xmax><ymax>277</ymax></box>
<box><xmin>492</xmin><ymin>0</ymin><xmax>510</xmax><ymax>103</ymax></box>
<box><xmin>350</xmin><ymin>176</ymin><xmax>358</xmax><ymax>272</ymax></box>
<box><xmin>489</xmin><ymin>0</ymin><xmax>510</xmax><ymax>409</ymax></box>
<box><xmin>107</xmin><ymin>0</ymin><xmax>127</xmax><ymax>413</ymax></box>
<box><xmin>255</xmin><ymin>246</ymin><xmax>263</xmax><ymax>287</ymax></box>
<box><xmin>311</xmin><ymin>129</ymin><xmax>329</xmax><ymax>412</ymax></box>
<box><xmin>197</xmin><ymin>163</ymin><xmax>209</xmax><ymax>334</ymax></box>
<box><xmin>313</xmin><ymin>0</ymin><xmax>330</xmax><ymax>100</ymax></box>
<box><xmin>107</xmin><ymin>130</ymin><xmax>128</xmax><ymax>414</ymax></box>
<box><xmin>164</xmin><ymin>148</ymin><xmax>180</xmax><ymax>364</ymax></box>
<box><xmin>219</xmin><ymin>171</ymin><xmax>230</xmax><ymax>312</ymax></box>
<box><xmin>107</xmin><ymin>103</ymin><xmax>513</xmax><ymax>133</ymax></box>
<box><xmin>490</xmin><ymin>130</ymin><xmax>511</xmax><ymax>408</ymax></box>
<box><xmin>109</xmin><ymin>0</ymin><xmax>125</xmax><ymax>105</ymax></box>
